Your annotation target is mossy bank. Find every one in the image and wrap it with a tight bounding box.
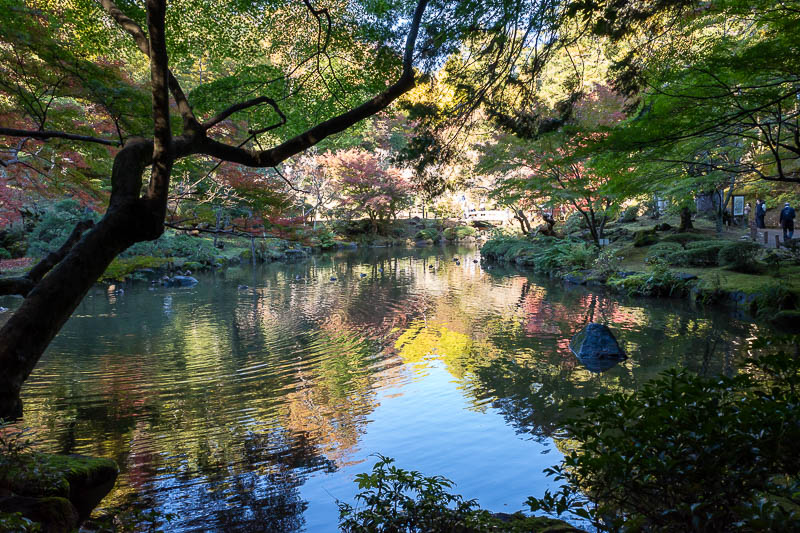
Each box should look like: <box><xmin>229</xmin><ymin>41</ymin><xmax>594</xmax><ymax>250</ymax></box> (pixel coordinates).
<box><xmin>0</xmin><ymin>450</ymin><xmax>118</xmax><ymax>532</ymax></box>
<box><xmin>481</xmin><ymin>233</ymin><xmax>800</xmax><ymax>328</ymax></box>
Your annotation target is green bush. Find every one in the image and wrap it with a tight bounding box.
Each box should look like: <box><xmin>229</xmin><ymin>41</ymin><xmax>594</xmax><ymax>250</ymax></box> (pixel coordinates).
<box><xmin>608</xmin><ymin>263</ymin><xmax>689</xmax><ymax>297</ymax></box>
<box><xmin>528</xmin><ymin>347</ymin><xmax>800</xmax><ymax>532</ymax></box>
<box><xmin>125</xmin><ymin>232</ymin><xmax>219</xmax><ymax>263</ymax></box>
<box><xmin>617</xmin><ymin>204</ymin><xmax>639</xmax><ymax>223</ymax></box>
<box><xmin>480</xmin><ymin>235</ymin><xmax>523</xmax><ymax>260</ymax></box>
<box><xmin>632</xmin><ymin>228</ymin><xmax>658</xmax><ymax>247</ymax></box>
<box><xmin>482</xmin><ymin>236</ymin><xmax>597</xmax><ymax>273</ymax></box>
<box><xmin>752</xmin><ymin>285</ymin><xmax>799</xmax><ymax>320</ymax></box>
<box><xmin>591</xmin><ymin>247</ymin><xmax>622</xmax><ymax>279</ymax></box>
<box><xmin>443</xmin><ymin>225</ymin><xmax>476</xmax><ymax>241</ymax></box>
<box><xmin>659</xmin><ymin>232</ymin><xmax>706</xmax><ymax>248</ymax></box>
<box><xmin>27</xmin><ymin>199</ymin><xmax>100</xmax><ymax>258</ymax></box>
<box><xmin>644</xmin><ymin>242</ymin><xmax>682</xmax><ymax>264</ymax></box>
<box><xmin>0</xmin><ymin>225</ymin><xmax>28</xmax><ymax>258</ymax></box>
<box><xmin>0</xmin><ymin>247</ymin><xmax>11</xmax><ymax>260</ymax></box>
<box><xmin>670</xmin><ymin>240</ymin><xmax>726</xmax><ymax>267</ymax></box>
<box><xmin>338</xmin><ymin>455</ymin><xmax>490</xmax><ymax>532</ymax></box>
<box><xmin>718</xmin><ymin>241</ymin><xmax>763</xmax><ymax>272</ymax></box>
<box><xmin>338</xmin><ymin>455</ymin><xmax>576</xmax><ymax>533</ymax></box>
<box><xmin>315</xmin><ymin>229</ymin><xmax>338</xmax><ymax>250</ymax></box>
<box><xmin>414</xmin><ymin>228</ymin><xmax>441</xmax><ymax>242</ymax></box>
<box><xmin>562</xmin><ymin>212</ymin><xmax>586</xmax><ymax>235</ymax></box>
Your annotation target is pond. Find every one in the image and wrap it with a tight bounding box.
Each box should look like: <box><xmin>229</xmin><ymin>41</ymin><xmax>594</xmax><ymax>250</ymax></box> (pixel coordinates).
<box><xmin>2</xmin><ymin>245</ymin><xmax>765</xmax><ymax>531</ymax></box>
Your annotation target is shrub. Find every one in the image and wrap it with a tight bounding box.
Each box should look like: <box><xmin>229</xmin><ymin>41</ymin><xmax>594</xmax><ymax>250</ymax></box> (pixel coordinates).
<box><xmin>443</xmin><ymin>225</ymin><xmax>476</xmax><ymax>241</ymax></box>
<box><xmin>673</xmin><ymin>240</ymin><xmax>726</xmax><ymax>267</ymax></box>
<box><xmin>632</xmin><ymin>228</ymin><xmax>658</xmax><ymax>247</ymax></box>
<box><xmin>338</xmin><ymin>455</ymin><xmax>491</xmax><ymax>532</ymax></box>
<box><xmin>0</xmin><ymin>225</ymin><xmax>28</xmax><ymax>258</ymax></box>
<box><xmin>562</xmin><ymin>212</ymin><xmax>586</xmax><ymax>235</ymax></box>
<box><xmin>27</xmin><ymin>199</ymin><xmax>100</xmax><ymax>257</ymax></box>
<box><xmin>718</xmin><ymin>241</ymin><xmax>763</xmax><ymax>272</ymax></box>
<box><xmin>659</xmin><ymin>232</ymin><xmax>706</xmax><ymax>248</ymax></box>
<box><xmin>0</xmin><ymin>247</ymin><xmax>11</xmax><ymax>260</ymax></box>
<box><xmin>528</xmin><ymin>348</ymin><xmax>800</xmax><ymax>532</ymax></box>
<box><xmin>315</xmin><ymin>229</ymin><xmax>338</xmax><ymax>250</ymax></box>
<box><xmin>617</xmin><ymin>204</ymin><xmax>639</xmax><ymax>223</ymax></box>
<box><xmin>752</xmin><ymin>285</ymin><xmax>799</xmax><ymax>320</ymax></box>
<box><xmin>644</xmin><ymin>242</ymin><xmax>682</xmax><ymax>264</ymax></box>
<box><xmin>414</xmin><ymin>228</ymin><xmax>440</xmax><ymax>242</ymax></box>
<box><xmin>481</xmin><ymin>236</ymin><xmax>597</xmax><ymax>274</ymax></box>
<box><xmin>124</xmin><ymin>232</ymin><xmax>220</xmax><ymax>263</ymax></box>
<box><xmin>338</xmin><ymin>455</ymin><xmax>575</xmax><ymax>533</ymax></box>
<box><xmin>591</xmin><ymin>248</ymin><xmax>622</xmax><ymax>279</ymax></box>
<box><xmin>608</xmin><ymin>262</ymin><xmax>689</xmax><ymax>297</ymax></box>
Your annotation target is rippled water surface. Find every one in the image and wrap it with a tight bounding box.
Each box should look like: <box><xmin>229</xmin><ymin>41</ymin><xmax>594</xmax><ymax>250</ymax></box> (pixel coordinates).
<box><xmin>2</xmin><ymin>246</ymin><xmax>765</xmax><ymax>531</ymax></box>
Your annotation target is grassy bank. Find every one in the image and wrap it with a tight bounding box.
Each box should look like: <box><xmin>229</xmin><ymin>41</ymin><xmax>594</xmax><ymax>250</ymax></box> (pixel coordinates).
<box><xmin>0</xmin><ymin>198</ymin><xmax>491</xmax><ymax>284</ymax></box>
<box><xmin>480</xmin><ymin>217</ymin><xmax>800</xmax><ymax>328</ymax></box>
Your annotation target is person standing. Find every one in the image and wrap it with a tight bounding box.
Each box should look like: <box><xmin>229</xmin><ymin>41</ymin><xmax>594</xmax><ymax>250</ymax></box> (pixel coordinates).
<box><xmin>755</xmin><ymin>199</ymin><xmax>766</xmax><ymax>229</ymax></box>
<box><xmin>780</xmin><ymin>202</ymin><xmax>796</xmax><ymax>240</ymax></box>
<box><xmin>744</xmin><ymin>202</ymin><xmax>751</xmax><ymax>226</ymax></box>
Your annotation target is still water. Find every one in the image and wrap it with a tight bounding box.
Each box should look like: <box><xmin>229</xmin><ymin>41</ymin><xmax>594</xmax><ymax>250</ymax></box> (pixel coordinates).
<box><xmin>3</xmin><ymin>245</ymin><xmax>763</xmax><ymax>531</ymax></box>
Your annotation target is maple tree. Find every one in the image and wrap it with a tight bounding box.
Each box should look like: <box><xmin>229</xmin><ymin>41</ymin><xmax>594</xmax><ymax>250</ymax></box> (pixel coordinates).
<box><xmin>321</xmin><ymin>148</ymin><xmax>413</xmax><ymax>233</ymax></box>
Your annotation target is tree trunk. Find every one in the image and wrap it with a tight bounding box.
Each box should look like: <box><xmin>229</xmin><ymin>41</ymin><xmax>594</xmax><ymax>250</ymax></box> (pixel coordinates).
<box><xmin>0</xmin><ymin>137</ymin><xmax>166</xmax><ymax>419</ymax></box>
<box><xmin>0</xmin><ymin>197</ymin><xmax>158</xmax><ymax>418</ymax></box>
<box><xmin>679</xmin><ymin>206</ymin><xmax>693</xmax><ymax>232</ymax></box>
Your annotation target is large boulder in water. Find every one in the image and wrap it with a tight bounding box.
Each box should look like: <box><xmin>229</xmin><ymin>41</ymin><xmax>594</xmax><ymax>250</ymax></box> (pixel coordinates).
<box><xmin>570</xmin><ymin>323</ymin><xmax>626</xmax><ymax>372</ymax></box>
<box><xmin>166</xmin><ymin>275</ymin><xmax>198</xmax><ymax>287</ymax></box>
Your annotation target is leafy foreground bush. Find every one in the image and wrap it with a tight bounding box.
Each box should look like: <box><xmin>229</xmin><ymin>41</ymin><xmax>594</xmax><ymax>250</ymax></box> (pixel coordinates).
<box><xmin>528</xmin><ymin>344</ymin><xmax>800</xmax><ymax>532</ymax></box>
<box><xmin>338</xmin><ymin>455</ymin><xmax>578</xmax><ymax>533</ymax></box>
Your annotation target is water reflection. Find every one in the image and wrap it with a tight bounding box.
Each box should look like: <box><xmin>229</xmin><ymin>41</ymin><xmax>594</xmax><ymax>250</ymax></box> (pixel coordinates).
<box><xmin>1</xmin><ymin>245</ymin><xmax>765</xmax><ymax>531</ymax></box>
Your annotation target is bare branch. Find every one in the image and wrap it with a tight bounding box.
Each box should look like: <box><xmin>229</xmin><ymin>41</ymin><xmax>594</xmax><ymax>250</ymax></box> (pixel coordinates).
<box><xmin>0</xmin><ymin>126</ymin><xmax>119</xmax><ymax>146</ymax></box>
<box><xmin>272</xmin><ymin>166</ymin><xmax>308</xmax><ymax>194</ymax></box>
<box><xmin>203</xmin><ymin>96</ymin><xmax>287</xmax><ymax>131</ymax></box>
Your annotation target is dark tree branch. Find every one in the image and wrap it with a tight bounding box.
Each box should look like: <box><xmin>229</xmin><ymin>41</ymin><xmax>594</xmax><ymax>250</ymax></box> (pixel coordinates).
<box><xmin>272</xmin><ymin>166</ymin><xmax>308</xmax><ymax>194</ymax></box>
<box><xmin>0</xmin><ymin>220</ymin><xmax>94</xmax><ymax>297</ymax></box>
<box><xmin>197</xmin><ymin>0</ymin><xmax>430</xmax><ymax>169</ymax></box>
<box><xmin>203</xmin><ymin>96</ymin><xmax>286</xmax><ymax>131</ymax></box>
<box><xmin>100</xmin><ymin>0</ymin><xmax>199</xmax><ymax>133</ymax></box>
<box><xmin>0</xmin><ymin>126</ymin><xmax>119</xmax><ymax>146</ymax></box>
<box><xmin>144</xmin><ymin>0</ymin><xmax>173</xmax><ymax>206</ymax></box>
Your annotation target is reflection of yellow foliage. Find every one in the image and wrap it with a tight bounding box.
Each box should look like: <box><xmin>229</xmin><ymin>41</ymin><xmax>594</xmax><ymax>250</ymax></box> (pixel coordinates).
<box><xmin>395</xmin><ymin>321</ymin><xmax>475</xmax><ymax>378</ymax></box>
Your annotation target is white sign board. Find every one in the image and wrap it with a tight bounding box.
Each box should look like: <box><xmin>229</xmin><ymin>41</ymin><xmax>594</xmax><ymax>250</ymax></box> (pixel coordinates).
<box><xmin>733</xmin><ymin>195</ymin><xmax>745</xmax><ymax>216</ymax></box>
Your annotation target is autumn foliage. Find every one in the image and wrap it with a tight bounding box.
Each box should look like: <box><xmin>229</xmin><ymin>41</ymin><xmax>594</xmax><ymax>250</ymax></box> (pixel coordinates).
<box><xmin>320</xmin><ymin>148</ymin><xmax>414</xmax><ymax>233</ymax></box>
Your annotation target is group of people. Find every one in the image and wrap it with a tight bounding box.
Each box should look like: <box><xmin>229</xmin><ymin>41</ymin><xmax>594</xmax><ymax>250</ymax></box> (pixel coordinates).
<box><xmin>746</xmin><ymin>200</ymin><xmax>796</xmax><ymax>240</ymax></box>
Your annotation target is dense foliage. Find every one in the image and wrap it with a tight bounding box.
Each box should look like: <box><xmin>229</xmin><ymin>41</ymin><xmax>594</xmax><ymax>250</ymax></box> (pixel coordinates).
<box><xmin>528</xmin><ymin>343</ymin><xmax>800</xmax><ymax>532</ymax></box>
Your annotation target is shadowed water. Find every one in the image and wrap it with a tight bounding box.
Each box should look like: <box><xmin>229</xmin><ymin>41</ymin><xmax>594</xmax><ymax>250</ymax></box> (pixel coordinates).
<box><xmin>1</xmin><ymin>245</ymin><xmax>764</xmax><ymax>531</ymax></box>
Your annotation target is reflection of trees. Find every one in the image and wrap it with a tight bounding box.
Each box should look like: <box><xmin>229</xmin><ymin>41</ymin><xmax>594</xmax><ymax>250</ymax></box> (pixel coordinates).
<box><xmin>392</xmin><ymin>275</ymin><xmax>763</xmax><ymax>445</ymax></box>
<box><xmin>20</xmin><ymin>246</ymin><xmax>482</xmax><ymax>530</ymax></box>
<box><xmin>17</xmin><ymin>245</ymin><xmax>766</xmax><ymax>529</ymax></box>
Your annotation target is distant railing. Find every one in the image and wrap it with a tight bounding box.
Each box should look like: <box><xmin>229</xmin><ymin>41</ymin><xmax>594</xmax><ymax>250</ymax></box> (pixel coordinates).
<box><xmin>464</xmin><ymin>209</ymin><xmax>511</xmax><ymax>222</ymax></box>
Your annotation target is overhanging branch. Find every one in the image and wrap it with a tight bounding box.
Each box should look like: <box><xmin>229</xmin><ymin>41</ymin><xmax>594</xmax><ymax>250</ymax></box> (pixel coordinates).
<box><xmin>0</xmin><ymin>127</ymin><xmax>119</xmax><ymax>146</ymax></box>
<box><xmin>203</xmin><ymin>96</ymin><xmax>287</xmax><ymax>131</ymax></box>
<box><xmin>197</xmin><ymin>0</ymin><xmax>430</xmax><ymax>168</ymax></box>
<box><xmin>100</xmin><ymin>0</ymin><xmax>199</xmax><ymax>132</ymax></box>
